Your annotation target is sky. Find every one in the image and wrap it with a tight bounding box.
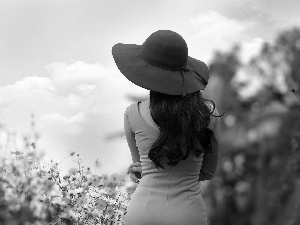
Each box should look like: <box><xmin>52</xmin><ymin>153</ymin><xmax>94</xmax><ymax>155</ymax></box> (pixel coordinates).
<box><xmin>0</xmin><ymin>0</ymin><xmax>300</xmax><ymax>177</ymax></box>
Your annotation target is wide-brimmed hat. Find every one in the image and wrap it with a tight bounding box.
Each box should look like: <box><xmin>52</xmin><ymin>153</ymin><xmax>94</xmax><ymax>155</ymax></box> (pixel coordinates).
<box><xmin>112</xmin><ymin>30</ymin><xmax>209</xmax><ymax>96</ymax></box>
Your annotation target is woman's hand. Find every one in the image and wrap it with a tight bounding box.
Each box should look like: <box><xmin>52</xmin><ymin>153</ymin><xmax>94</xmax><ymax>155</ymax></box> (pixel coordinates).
<box><xmin>127</xmin><ymin>161</ymin><xmax>142</xmax><ymax>183</ymax></box>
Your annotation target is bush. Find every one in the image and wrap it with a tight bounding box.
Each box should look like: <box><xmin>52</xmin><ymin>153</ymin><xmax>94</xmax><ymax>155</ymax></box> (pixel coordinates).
<box><xmin>0</xmin><ymin>150</ymin><xmax>130</xmax><ymax>225</ymax></box>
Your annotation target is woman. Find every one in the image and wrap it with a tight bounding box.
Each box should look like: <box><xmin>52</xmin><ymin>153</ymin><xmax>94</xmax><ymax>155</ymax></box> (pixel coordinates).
<box><xmin>112</xmin><ymin>30</ymin><xmax>221</xmax><ymax>225</ymax></box>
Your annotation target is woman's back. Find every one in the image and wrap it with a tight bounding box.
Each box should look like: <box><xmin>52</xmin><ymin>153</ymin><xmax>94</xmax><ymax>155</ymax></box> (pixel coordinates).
<box><xmin>123</xmin><ymin>101</ymin><xmax>219</xmax><ymax>225</ymax></box>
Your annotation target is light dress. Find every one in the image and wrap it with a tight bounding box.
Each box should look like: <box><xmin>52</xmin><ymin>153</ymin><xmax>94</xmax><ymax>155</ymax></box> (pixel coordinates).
<box><xmin>123</xmin><ymin>101</ymin><xmax>220</xmax><ymax>225</ymax></box>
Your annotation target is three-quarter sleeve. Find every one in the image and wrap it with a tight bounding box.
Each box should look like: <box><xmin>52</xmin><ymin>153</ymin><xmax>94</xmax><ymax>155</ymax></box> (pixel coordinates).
<box><xmin>124</xmin><ymin>107</ymin><xmax>141</xmax><ymax>163</ymax></box>
<box><xmin>198</xmin><ymin>108</ymin><xmax>220</xmax><ymax>181</ymax></box>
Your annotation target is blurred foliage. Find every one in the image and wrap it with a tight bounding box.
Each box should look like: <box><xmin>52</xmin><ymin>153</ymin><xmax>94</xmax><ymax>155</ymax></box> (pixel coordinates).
<box><xmin>203</xmin><ymin>27</ymin><xmax>300</xmax><ymax>225</ymax></box>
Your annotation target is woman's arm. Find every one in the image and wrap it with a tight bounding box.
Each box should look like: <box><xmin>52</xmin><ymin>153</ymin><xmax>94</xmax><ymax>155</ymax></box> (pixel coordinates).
<box><xmin>124</xmin><ymin>107</ymin><xmax>141</xmax><ymax>163</ymax></box>
<box><xmin>198</xmin><ymin>109</ymin><xmax>220</xmax><ymax>181</ymax></box>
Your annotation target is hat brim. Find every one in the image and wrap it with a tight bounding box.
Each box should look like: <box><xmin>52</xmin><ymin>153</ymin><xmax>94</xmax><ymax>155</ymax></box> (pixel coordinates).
<box><xmin>112</xmin><ymin>43</ymin><xmax>209</xmax><ymax>95</ymax></box>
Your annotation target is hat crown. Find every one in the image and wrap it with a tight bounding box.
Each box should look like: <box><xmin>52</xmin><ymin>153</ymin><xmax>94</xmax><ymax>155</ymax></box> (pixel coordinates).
<box><xmin>141</xmin><ymin>30</ymin><xmax>188</xmax><ymax>68</ymax></box>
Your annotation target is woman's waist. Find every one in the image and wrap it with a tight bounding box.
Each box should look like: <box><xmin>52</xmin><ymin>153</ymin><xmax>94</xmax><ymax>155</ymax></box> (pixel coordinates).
<box><xmin>141</xmin><ymin>170</ymin><xmax>200</xmax><ymax>182</ymax></box>
<box><xmin>138</xmin><ymin>174</ymin><xmax>201</xmax><ymax>192</ymax></box>
<box><xmin>140</xmin><ymin>160</ymin><xmax>203</xmax><ymax>178</ymax></box>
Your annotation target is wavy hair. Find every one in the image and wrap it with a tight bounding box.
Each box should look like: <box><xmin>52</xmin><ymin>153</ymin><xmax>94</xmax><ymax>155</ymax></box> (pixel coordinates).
<box><xmin>148</xmin><ymin>90</ymin><xmax>222</xmax><ymax>170</ymax></box>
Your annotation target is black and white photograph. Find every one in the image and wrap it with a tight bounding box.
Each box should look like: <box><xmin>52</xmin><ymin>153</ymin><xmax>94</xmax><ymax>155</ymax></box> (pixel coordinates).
<box><xmin>0</xmin><ymin>0</ymin><xmax>299</xmax><ymax>224</ymax></box>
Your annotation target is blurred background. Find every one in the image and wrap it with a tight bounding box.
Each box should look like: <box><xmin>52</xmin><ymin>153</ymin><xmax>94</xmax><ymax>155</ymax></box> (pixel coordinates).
<box><xmin>0</xmin><ymin>0</ymin><xmax>299</xmax><ymax>224</ymax></box>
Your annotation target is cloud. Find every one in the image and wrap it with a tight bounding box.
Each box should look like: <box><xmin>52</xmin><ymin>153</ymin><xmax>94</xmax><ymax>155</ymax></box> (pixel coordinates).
<box><xmin>0</xmin><ymin>76</ymin><xmax>55</xmax><ymax>103</ymax></box>
<box><xmin>247</xmin><ymin>0</ymin><xmax>300</xmax><ymax>25</ymax></box>
<box><xmin>0</xmin><ymin>76</ymin><xmax>58</xmax><ymax>132</ymax></box>
<box><xmin>45</xmin><ymin>61</ymin><xmax>116</xmax><ymax>96</ymax></box>
<box><xmin>239</xmin><ymin>38</ymin><xmax>266</xmax><ymax>64</ymax></box>
<box><xmin>190</xmin><ymin>11</ymin><xmax>255</xmax><ymax>35</ymax></box>
<box><xmin>77</xmin><ymin>84</ymin><xmax>96</xmax><ymax>95</ymax></box>
<box><xmin>187</xmin><ymin>11</ymin><xmax>258</xmax><ymax>62</ymax></box>
<box><xmin>0</xmin><ymin>61</ymin><xmax>148</xmax><ymax>176</ymax></box>
<box><xmin>41</xmin><ymin>112</ymin><xmax>86</xmax><ymax>135</ymax></box>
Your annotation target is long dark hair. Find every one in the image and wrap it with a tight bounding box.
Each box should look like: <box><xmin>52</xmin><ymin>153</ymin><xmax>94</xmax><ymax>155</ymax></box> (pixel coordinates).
<box><xmin>148</xmin><ymin>90</ymin><xmax>221</xmax><ymax>170</ymax></box>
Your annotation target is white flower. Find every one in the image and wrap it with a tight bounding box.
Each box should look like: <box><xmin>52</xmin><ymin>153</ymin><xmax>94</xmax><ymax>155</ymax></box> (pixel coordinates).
<box><xmin>30</xmin><ymin>200</ymin><xmax>46</xmax><ymax>219</ymax></box>
<box><xmin>103</xmin><ymin>187</ymin><xmax>114</xmax><ymax>195</ymax></box>
<box><xmin>74</xmin><ymin>187</ymin><xmax>84</xmax><ymax>194</ymax></box>
<box><xmin>67</xmin><ymin>208</ymin><xmax>79</xmax><ymax>219</ymax></box>
<box><xmin>68</xmin><ymin>168</ymin><xmax>78</xmax><ymax>176</ymax></box>
<box><xmin>76</xmin><ymin>196</ymin><xmax>88</xmax><ymax>206</ymax></box>
<box><xmin>109</xmin><ymin>173</ymin><xmax>120</xmax><ymax>184</ymax></box>
<box><xmin>52</xmin><ymin>197</ymin><xmax>67</xmax><ymax>206</ymax></box>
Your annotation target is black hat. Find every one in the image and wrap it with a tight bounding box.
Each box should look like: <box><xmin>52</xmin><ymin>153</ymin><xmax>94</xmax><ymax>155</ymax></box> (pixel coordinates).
<box><xmin>112</xmin><ymin>30</ymin><xmax>209</xmax><ymax>96</ymax></box>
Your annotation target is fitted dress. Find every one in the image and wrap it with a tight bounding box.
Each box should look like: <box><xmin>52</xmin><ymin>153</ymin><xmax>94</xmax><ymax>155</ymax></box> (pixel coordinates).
<box><xmin>123</xmin><ymin>101</ymin><xmax>220</xmax><ymax>225</ymax></box>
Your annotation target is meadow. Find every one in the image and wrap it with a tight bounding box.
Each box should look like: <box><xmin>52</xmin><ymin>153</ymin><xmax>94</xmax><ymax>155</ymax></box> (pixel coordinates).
<box><xmin>0</xmin><ymin>143</ymin><xmax>130</xmax><ymax>225</ymax></box>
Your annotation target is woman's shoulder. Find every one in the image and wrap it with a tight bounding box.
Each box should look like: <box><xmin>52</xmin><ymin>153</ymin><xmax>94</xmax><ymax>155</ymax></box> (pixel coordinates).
<box><xmin>125</xmin><ymin>102</ymin><xmax>138</xmax><ymax>114</ymax></box>
<box><xmin>124</xmin><ymin>103</ymin><xmax>139</xmax><ymax>131</ymax></box>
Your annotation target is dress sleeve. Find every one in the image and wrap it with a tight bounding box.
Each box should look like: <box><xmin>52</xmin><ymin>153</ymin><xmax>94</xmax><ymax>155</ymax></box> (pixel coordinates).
<box><xmin>124</xmin><ymin>106</ymin><xmax>141</xmax><ymax>163</ymax></box>
<box><xmin>198</xmin><ymin>108</ymin><xmax>220</xmax><ymax>181</ymax></box>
